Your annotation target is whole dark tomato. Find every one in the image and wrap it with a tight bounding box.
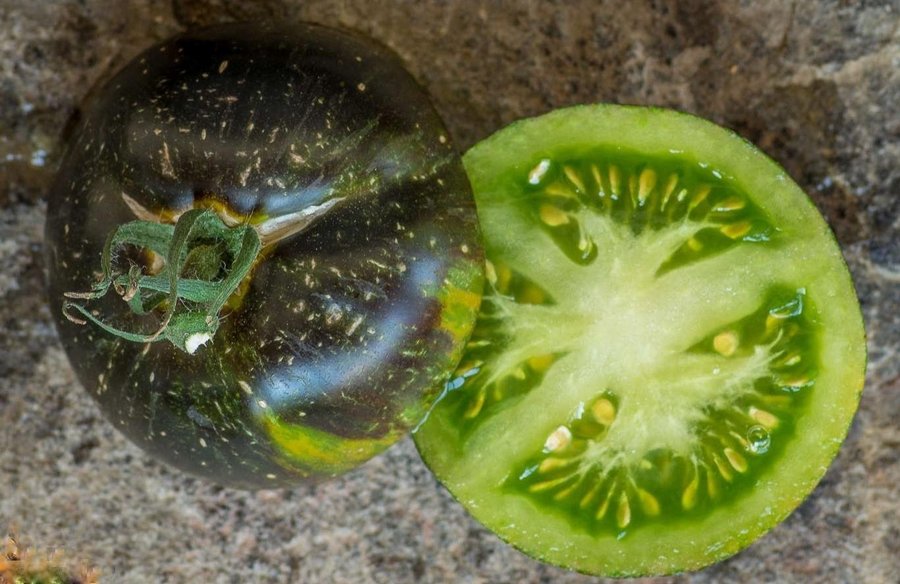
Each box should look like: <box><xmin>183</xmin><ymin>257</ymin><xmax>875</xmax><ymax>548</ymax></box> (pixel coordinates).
<box><xmin>44</xmin><ymin>22</ymin><xmax>483</xmax><ymax>488</ymax></box>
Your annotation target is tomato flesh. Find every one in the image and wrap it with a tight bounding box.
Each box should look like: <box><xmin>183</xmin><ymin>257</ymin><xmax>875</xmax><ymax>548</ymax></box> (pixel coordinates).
<box><xmin>414</xmin><ymin>105</ymin><xmax>865</xmax><ymax>575</ymax></box>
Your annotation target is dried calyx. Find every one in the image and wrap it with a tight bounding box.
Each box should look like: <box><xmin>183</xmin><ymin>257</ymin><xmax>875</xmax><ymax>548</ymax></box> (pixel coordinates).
<box><xmin>62</xmin><ymin>208</ymin><xmax>261</xmax><ymax>354</ymax></box>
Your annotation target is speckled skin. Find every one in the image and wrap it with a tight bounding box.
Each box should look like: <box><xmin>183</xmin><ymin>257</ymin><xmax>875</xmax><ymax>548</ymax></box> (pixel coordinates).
<box><xmin>1</xmin><ymin>1</ymin><xmax>897</xmax><ymax>582</ymax></box>
<box><xmin>44</xmin><ymin>22</ymin><xmax>483</xmax><ymax>488</ymax></box>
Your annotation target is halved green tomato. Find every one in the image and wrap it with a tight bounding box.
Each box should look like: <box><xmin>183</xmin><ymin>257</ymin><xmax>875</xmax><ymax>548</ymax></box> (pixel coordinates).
<box><xmin>414</xmin><ymin>105</ymin><xmax>865</xmax><ymax>576</ymax></box>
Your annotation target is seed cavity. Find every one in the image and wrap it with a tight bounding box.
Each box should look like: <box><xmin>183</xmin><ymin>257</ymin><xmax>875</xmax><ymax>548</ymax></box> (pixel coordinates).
<box><xmin>499</xmin><ymin>287</ymin><xmax>815</xmax><ymax>534</ymax></box>
<box><xmin>525</xmin><ymin>154</ymin><xmax>774</xmax><ymax>274</ymax></box>
<box><xmin>454</xmin><ymin>153</ymin><xmax>810</xmax><ymax>535</ymax></box>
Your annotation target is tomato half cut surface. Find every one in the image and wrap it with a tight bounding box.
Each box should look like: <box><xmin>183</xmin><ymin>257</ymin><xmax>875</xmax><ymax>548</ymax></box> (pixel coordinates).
<box><xmin>413</xmin><ymin>105</ymin><xmax>866</xmax><ymax>576</ymax></box>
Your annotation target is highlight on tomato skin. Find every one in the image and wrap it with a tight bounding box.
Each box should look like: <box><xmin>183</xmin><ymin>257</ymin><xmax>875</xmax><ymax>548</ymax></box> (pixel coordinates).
<box><xmin>44</xmin><ymin>22</ymin><xmax>484</xmax><ymax>488</ymax></box>
<box><xmin>414</xmin><ymin>104</ymin><xmax>866</xmax><ymax>577</ymax></box>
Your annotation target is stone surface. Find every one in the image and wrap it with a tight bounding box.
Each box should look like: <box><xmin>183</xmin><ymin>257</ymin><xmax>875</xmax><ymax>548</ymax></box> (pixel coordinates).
<box><xmin>0</xmin><ymin>0</ymin><xmax>897</xmax><ymax>582</ymax></box>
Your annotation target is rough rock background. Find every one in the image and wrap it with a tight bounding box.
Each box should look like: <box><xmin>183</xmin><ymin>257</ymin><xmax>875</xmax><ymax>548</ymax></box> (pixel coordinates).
<box><xmin>0</xmin><ymin>0</ymin><xmax>897</xmax><ymax>582</ymax></box>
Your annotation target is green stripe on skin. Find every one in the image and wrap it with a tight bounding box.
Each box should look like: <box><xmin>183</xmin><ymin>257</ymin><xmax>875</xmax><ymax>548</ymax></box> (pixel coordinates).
<box><xmin>434</xmin><ymin>260</ymin><xmax>485</xmax><ymax>364</ymax></box>
<box><xmin>262</xmin><ymin>412</ymin><xmax>401</xmax><ymax>475</ymax></box>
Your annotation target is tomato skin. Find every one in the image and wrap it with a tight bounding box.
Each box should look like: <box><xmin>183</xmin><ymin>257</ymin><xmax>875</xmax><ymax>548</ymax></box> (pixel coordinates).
<box><xmin>45</xmin><ymin>23</ymin><xmax>483</xmax><ymax>488</ymax></box>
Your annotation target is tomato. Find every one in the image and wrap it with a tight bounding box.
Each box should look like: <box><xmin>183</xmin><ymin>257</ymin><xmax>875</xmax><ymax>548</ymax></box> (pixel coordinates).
<box><xmin>414</xmin><ymin>105</ymin><xmax>866</xmax><ymax>575</ymax></box>
<box><xmin>44</xmin><ymin>23</ymin><xmax>483</xmax><ymax>488</ymax></box>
